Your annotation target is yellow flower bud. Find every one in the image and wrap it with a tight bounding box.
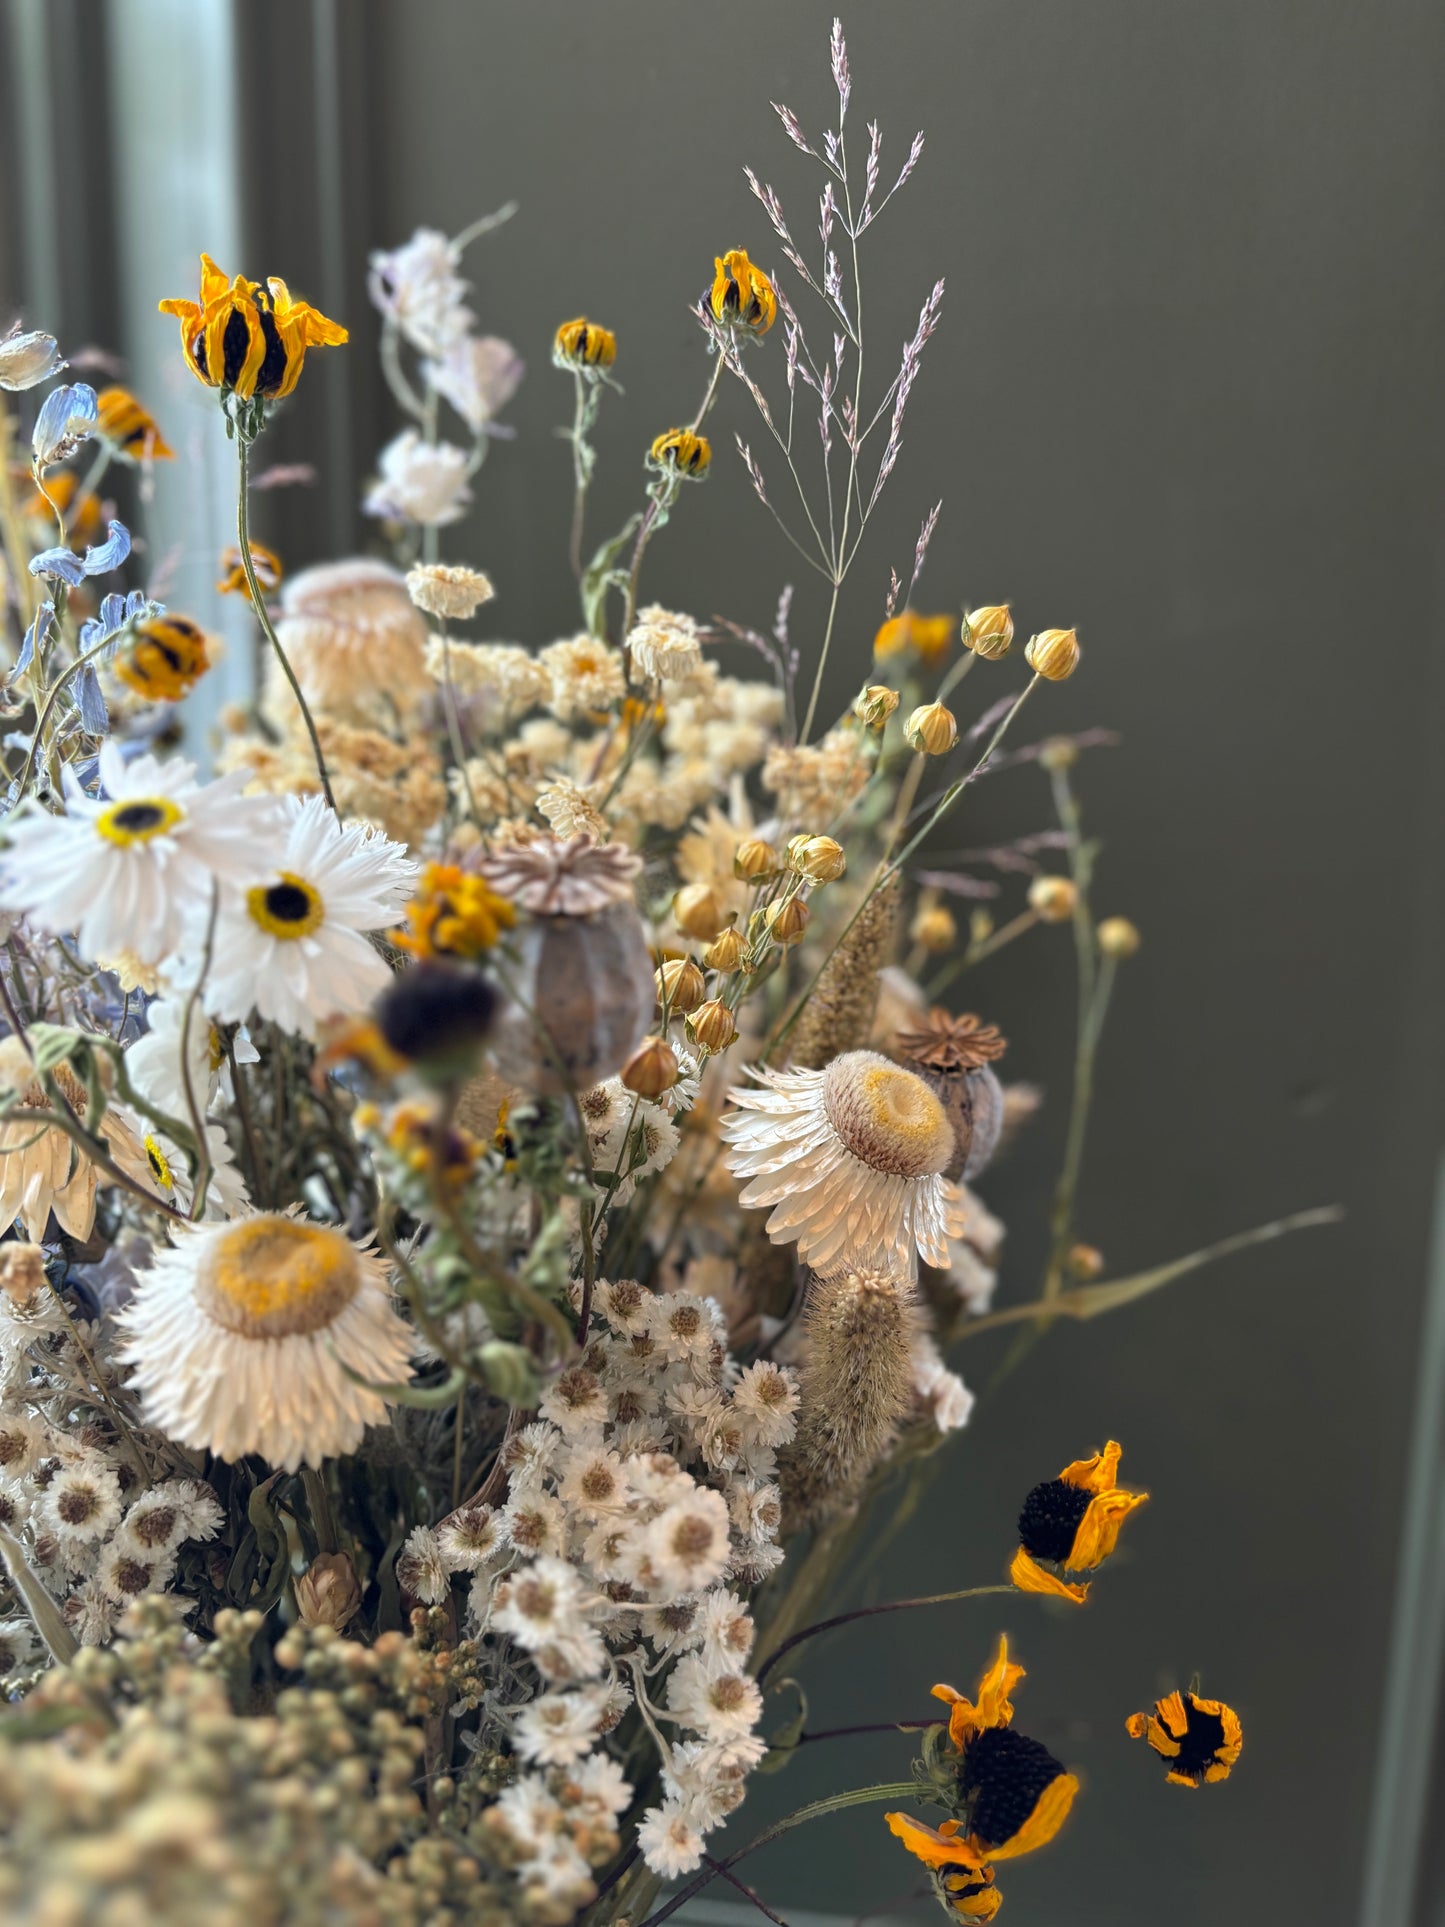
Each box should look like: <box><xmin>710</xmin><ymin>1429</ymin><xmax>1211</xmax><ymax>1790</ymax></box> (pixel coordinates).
<box><xmin>963</xmin><ymin>604</ymin><xmax>1014</xmax><ymax>659</ymax></box>
<box><xmin>1067</xmin><ymin>1242</ymin><xmax>1106</xmax><ymax>1280</ymax></box>
<box><xmin>673</xmin><ymin>883</ymin><xmax>731</xmax><ymax>940</ymax></box>
<box><xmin>688</xmin><ymin>999</ymin><xmax>739</xmax><ymax>1053</ymax></box>
<box><xmin>620</xmin><ymin>1036</ymin><xmax>680</xmax><ymax>1100</ymax></box>
<box><xmin>655</xmin><ymin>956</ymin><xmax>706</xmax><ymax>1014</ymax></box>
<box><xmin>1028</xmin><ymin>875</ymin><xmax>1078</xmax><ymax>922</ymax></box>
<box><xmin>1038</xmin><ymin>735</ymin><xmax>1078</xmax><ymax>772</ymax></box>
<box><xmin>786</xmin><ymin>834</ymin><xmax>846</xmax><ymax>883</ymax></box>
<box><xmin>853</xmin><ymin>683</ymin><xmax>900</xmax><ymax>728</ymax></box>
<box><xmin>904</xmin><ymin>701</ymin><xmax>957</xmax><ymax>756</ymax></box>
<box><xmin>702</xmin><ymin>927</ymin><xmax>747</xmax><ymax>973</ymax></box>
<box><xmin>734</xmin><ymin>837</ymin><xmax>779</xmax><ymax>880</ymax></box>
<box><xmin>1097</xmin><ymin>916</ymin><xmax>1141</xmax><ymax>959</ymax></box>
<box><xmin>553</xmin><ymin>316</ymin><xmax>617</xmax><ymax>370</ymax></box>
<box><xmin>910</xmin><ymin>901</ymin><xmax>957</xmax><ymax>952</ymax></box>
<box><xmin>765</xmin><ymin>897</ymin><xmax>810</xmax><ymax>945</ymax></box>
<box><xmin>649</xmin><ymin>428</ymin><xmax>711</xmax><ymax>478</ymax></box>
<box><xmin>1025</xmin><ymin>626</ymin><xmax>1081</xmax><ymax>681</ymax></box>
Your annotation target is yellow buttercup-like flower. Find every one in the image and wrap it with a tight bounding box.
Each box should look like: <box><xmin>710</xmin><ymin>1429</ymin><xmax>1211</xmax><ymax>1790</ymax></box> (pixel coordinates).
<box><xmin>160</xmin><ymin>253</ymin><xmax>347</xmax><ymax>402</ymax></box>
<box><xmin>1009</xmin><ymin>1439</ymin><xmax>1148</xmax><ymax>1603</ymax></box>
<box><xmin>709</xmin><ymin>248</ymin><xmax>776</xmax><ymax>335</ymax></box>
<box><xmin>1127</xmin><ymin>1689</ymin><xmax>1244</xmax><ymax>1787</ymax></box>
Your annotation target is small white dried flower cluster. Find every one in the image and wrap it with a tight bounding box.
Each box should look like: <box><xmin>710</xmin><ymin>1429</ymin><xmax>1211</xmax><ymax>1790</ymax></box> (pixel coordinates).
<box><xmin>762</xmin><ymin>722</ymin><xmax>873</xmax><ymax>823</ymax></box>
<box><xmin>576</xmin><ymin>1044</ymin><xmax>700</xmax><ymax>1204</ymax></box>
<box><xmin>459</xmin><ymin>1278</ymin><xmax>797</xmax><ymax>1881</ymax></box>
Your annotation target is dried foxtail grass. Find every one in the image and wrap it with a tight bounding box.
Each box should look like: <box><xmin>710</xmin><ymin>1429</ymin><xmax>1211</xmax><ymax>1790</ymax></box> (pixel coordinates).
<box><xmin>785</xmin><ymin>872</ymin><xmax>901</xmax><ymax>1071</ymax></box>
<box><xmin>780</xmin><ymin>1267</ymin><xmax>918</xmax><ymax>1530</ymax></box>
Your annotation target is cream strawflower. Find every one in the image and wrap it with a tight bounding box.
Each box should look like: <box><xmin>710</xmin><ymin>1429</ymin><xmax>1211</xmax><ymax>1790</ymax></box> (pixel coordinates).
<box><xmin>425</xmin><ymin>639</ymin><xmax>549</xmax><ymax>723</ymax></box>
<box><xmin>0</xmin><ymin>740</ymin><xmax>281</xmax><ymax>970</ymax></box>
<box><xmin>0</xmin><ymin>1036</ymin><xmax>155</xmax><ymax>1240</ymax></box>
<box><xmin>197</xmin><ymin>794</ymin><xmax>415</xmax><ymax>1038</ymax></box>
<box><xmin>719</xmin><ymin>1051</ymin><xmax>968</xmax><ymax>1277</ymax></box>
<box><xmin>406</xmin><ymin>562</ymin><xmax>495</xmax><ymax>621</ymax></box>
<box><xmin>265</xmin><ymin>558</ymin><xmax>430</xmax><ymax>731</ymax></box>
<box><xmin>117</xmin><ymin>1210</ymin><xmax>414</xmax><ymax>1471</ymax></box>
<box><xmin>626</xmin><ymin>606</ymin><xmax>704</xmax><ymax>683</ymax></box>
<box><xmin>539</xmin><ymin>635</ymin><xmax>627</xmax><ymax>721</ymax></box>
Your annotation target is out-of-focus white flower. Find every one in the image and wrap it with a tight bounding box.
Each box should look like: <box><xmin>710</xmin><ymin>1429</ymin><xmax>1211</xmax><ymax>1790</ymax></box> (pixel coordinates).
<box><xmin>364</xmin><ymin>429</ymin><xmax>472</xmax><ymax>526</ymax></box>
<box><xmin>367</xmin><ymin>228</ymin><xmax>472</xmax><ymax>356</ymax></box>
<box><xmin>639</xmin><ymin>1485</ymin><xmax>731</xmax><ymax>1599</ymax></box>
<box><xmin>397</xmin><ymin>1524</ymin><xmax>451</xmax><ymax>1604</ymax></box>
<box><xmin>405</xmin><ymin>562</ymin><xmax>495</xmax><ymax>621</ymax></box>
<box><xmin>666</xmin><ymin>1652</ymin><xmax>763</xmax><ymax>1739</ymax></box>
<box><xmin>637</xmin><ymin>1802</ymin><xmax>706</xmax><ymax>1878</ymax></box>
<box><xmin>424</xmin><ymin>334</ymin><xmax>524</xmax><ymax>435</ymax></box>
<box><xmin>491</xmin><ymin>1556</ymin><xmax>588</xmax><ymax>1650</ymax></box>
<box><xmin>511</xmin><ymin>1685</ymin><xmax>610</xmax><ymax>1766</ymax></box>
<box><xmin>0</xmin><ymin>326</ymin><xmax>64</xmax><ymax>392</ymax></box>
<box><xmin>539</xmin><ymin>635</ymin><xmax>626</xmax><ymax>721</ymax></box>
<box><xmin>627</xmin><ymin>606</ymin><xmax>705</xmax><ymax>683</ymax></box>
<box><xmin>911</xmin><ymin>1331</ymin><xmax>975</xmax><ymax>1433</ymax></box>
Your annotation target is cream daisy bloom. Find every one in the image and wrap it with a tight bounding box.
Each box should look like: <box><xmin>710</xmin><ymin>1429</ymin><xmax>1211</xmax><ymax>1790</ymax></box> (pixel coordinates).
<box><xmin>197</xmin><ymin>794</ymin><xmax>415</xmax><ymax>1039</ymax></box>
<box><xmin>117</xmin><ymin>1210</ymin><xmax>415</xmax><ymax>1471</ymax></box>
<box><xmin>626</xmin><ymin>605</ymin><xmax>704</xmax><ymax>683</ymax></box>
<box><xmin>406</xmin><ymin>561</ymin><xmax>495</xmax><ymax>622</ymax></box>
<box><xmin>719</xmin><ymin>1050</ymin><xmax>968</xmax><ymax>1278</ymax></box>
<box><xmin>539</xmin><ymin>635</ymin><xmax>627</xmax><ymax>721</ymax></box>
<box><xmin>0</xmin><ymin>1036</ymin><xmax>155</xmax><ymax>1240</ymax></box>
<box><xmin>0</xmin><ymin>740</ymin><xmax>281</xmax><ymax>971</ymax></box>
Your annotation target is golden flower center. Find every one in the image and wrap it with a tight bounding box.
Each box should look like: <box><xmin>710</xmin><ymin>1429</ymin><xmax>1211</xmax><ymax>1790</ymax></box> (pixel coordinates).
<box><xmin>246</xmin><ymin>871</ymin><xmax>324</xmax><ymax>940</ymax></box>
<box><xmin>195</xmin><ymin>1216</ymin><xmax>361</xmax><ymax>1338</ymax></box>
<box><xmin>822</xmin><ymin>1054</ymin><xmax>956</xmax><ymax>1178</ymax></box>
<box><xmin>144</xmin><ymin>1135</ymin><xmax>175</xmax><ymax>1191</ymax></box>
<box><xmin>95</xmin><ymin>796</ymin><xmax>183</xmax><ymax>846</ymax></box>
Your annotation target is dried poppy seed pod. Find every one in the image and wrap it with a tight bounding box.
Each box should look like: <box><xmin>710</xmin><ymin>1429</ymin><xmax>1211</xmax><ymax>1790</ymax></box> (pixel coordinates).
<box><xmin>904</xmin><ymin>701</ymin><xmax>957</xmax><ymax>756</ymax></box>
<box><xmin>656</xmin><ymin>956</ymin><xmax>706</xmax><ymax>1014</ymax></box>
<box><xmin>1025</xmin><ymin>626</ymin><xmax>1081</xmax><ymax>681</ymax></box>
<box><xmin>766</xmin><ymin>897</ymin><xmax>810</xmax><ymax>945</ymax></box>
<box><xmin>892</xmin><ymin>1007</ymin><xmax>1009</xmax><ymax>1182</ymax></box>
<box><xmin>688</xmin><ymin>999</ymin><xmax>739</xmax><ymax>1053</ymax></box>
<box><xmin>621</xmin><ymin>1037</ymin><xmax>680</xmax><ymax>1101</ymax></box>
<box><xmin>853</xmin><ymin>684</ymin><xmax>900</xmax><ymax>729</ymax></box>
<box><xmin>787</xmin><ymin>834</ymin><xmax>846</xmax><ymax>883</ymax></box>
<box><xmin>1097</xmin><ymin>916</ymin><xmax>1141</xmax><ymax>959</ymax></box>
<box><xmin>674</xmin><ymin>882</ymin><xmax>732</xmax><ymax>941</ymax></box>
<box><xmin>702</xmin><ymin>926</ymin><xmax>747</xmax><ymax>973</ymax></box>
<box><xmin>910</xmin><ymin>900</ymin><xmax>957</xmax><ymax>953</ymax></box>
<box><xmin>1028</xmin><ymin>875</ymin><xmax>1078</xmax><ymax>922</ymax></box>
<box><xmin>964</xmin><ymin>604</ymin><xmax>1014</xmax><ymax>659</ymax></box>
<box><xmin>1067</xmin><ymin>1242</ymin><xmax>1106</xmax><ymax>1280</ymax></box>
<box><xmin>734</xmin><ymin>837</ymin><xmax>779</xmax><ymax>880</ymax></box>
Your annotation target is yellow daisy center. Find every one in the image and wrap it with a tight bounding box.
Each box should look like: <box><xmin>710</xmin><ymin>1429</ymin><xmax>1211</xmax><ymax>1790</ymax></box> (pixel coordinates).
<box><xmin>246</xmin><ymin>871</ymin><xmax>324</xmax><ymax>940</ymax></box>
<box><xmin>95</xmin><ymin>797</ymin><xmax>183</xmax><ymax>846</ymax></box>
<box><xmin>822</xmin><ymin>1053</ymin><xmax>956</xmax><ymax>1178</ymax></box>
<box><xmin>195</xmin><ymin>1216</ymin><xmax>361</xmax><ymax>1338</ymax></box>
<box><xmin>143</xmin><ymin>1134</ymin><xmax>175</xmax><ymax>1191</ymax></box>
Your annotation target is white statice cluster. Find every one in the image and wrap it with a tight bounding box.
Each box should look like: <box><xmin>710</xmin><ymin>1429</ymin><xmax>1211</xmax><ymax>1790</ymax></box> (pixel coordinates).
<box><xmin>0</xmin><ymin>1261</ymin><xmax>223</xmax><ymax>1650</ymax></box>
<box><xmin>407</xmin><ymin>1277</ymin><xmax>798</xmax><ymax>1885</ymax></box>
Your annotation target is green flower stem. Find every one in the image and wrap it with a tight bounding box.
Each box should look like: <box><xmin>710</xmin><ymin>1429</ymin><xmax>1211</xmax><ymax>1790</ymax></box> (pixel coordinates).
<box><xmin>235</xmin><ymin>433</ymin><xmax>336</xmax><ymax>812</ymax></box>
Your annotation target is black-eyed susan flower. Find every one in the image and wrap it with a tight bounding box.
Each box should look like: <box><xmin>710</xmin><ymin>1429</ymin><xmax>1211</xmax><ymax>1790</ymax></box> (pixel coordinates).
<box><xmin>217</xmin><ymin>541</ymin><xmax>283</xmax><ymax>597</ymax></box>
<box><xmin>931</xmin><ymin>1637</ymin><xmax>1080</xmax><ymax>1862</ymax></box>
<box><xmin>884</xmin><ymin>1815</ymin><xmax>1001</xmax><ymax>1921</ymax></box>
<box><xmin>94</xmin><ymin>386</ymin><xmax>173</xmax><ymax>463</ymax></box>
<box><xmin>1126</xmin><ymin>1689</ymin><xmax>1243</xmax><ymax>1787</ymax></box>
<box><xmin>391</xmin><ymin>862</ymin><xmax>515</xmax><ymax>963</ymax></box>
<box><xmin>371</xmin><ymin>1096</ymin><xmax>483</xmax><ymax>1188</ymax></box>
<box><xmin>709</xmin><ymin>249</ymin><xmax>777</xmax><ymax>335</ymax></box>
<box><xmin>553</xmin><ymin>316</ymin><xmax>617</xmax><ymax>371</ymax></box>
<box><xmin>649</xmin><ymin>428</ymin><xmax>711</xmax><ymax>478</ymax></box>
<box><xmin>1010</xmin><ymin>1440</ymin><xmax>1148</xmax><ymax>1604</ymax></box>
<box><xmin>159</xmin><ymin>253</ymin><xmax>347</xmax><ymax>404</ymax></box>
<box><xmin>113</xmin><ymin>614</ymin><xmax>210</xmax><ymax>703</ymax></box>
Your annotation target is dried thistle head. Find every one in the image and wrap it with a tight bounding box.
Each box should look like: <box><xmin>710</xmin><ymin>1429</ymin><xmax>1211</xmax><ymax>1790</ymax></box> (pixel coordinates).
<box><xmin>894</xmin><ymin>1008</ymin><xmax>1007</xmax><ymax>1074</ymax></box>
<box><xmin>478</xmin><ymin>833</ymin><xmax>640</xmax><ymax>916</ymax></box>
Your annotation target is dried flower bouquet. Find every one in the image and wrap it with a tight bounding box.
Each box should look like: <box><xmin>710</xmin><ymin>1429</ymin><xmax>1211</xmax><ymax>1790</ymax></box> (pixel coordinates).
<box><xmin>0</xmin><ymin>21</ymin><xmax>1330</xmax><ymax>1925</ymax></box>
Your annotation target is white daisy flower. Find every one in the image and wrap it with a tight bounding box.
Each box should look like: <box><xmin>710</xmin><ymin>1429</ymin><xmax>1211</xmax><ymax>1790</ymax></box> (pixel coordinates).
<box><xmin>566</xmin><ymin>1752</ymin><xmax>632</xmax><ymax>1821</ymax></box>
<box><xmin>719</xmin><ymin>1051</ymin><xmax>969</xmax><ymax>1278</ymax></box>
<box><xmin>511</xmin><ymin>1685</ymin><xmax>610</xmax><ymax>1767</ymax></box>
<box><xmin>37</xmin><ymin>1460</ymin><xmax>122</xmax><ymax>1547</ymax></box>
<box><xmin>0</xmin><ymin>1411</ymin><xmax>45</xmax><ymax>1476</ymax></box>
<box><xmin>125</xmin><ymin>997</ymin><xmax>259</xmax><ymax>1121</ymax></box>
<box><xmin>665</xmin><ymin>1653</ymin><xmax>763</xmax><ymax>1740</ymax></box>
<box><xmin>96</xmin><ymin>1538</ymin><xmax>175</xmax><ymax>1606</ymax></box>
<box><xmin>694</xmin><ymin>1589</ymin><xmax>756</xmax><ymax>1672</ymax></box>
<box><xmin>639</xmin><ymin>1486</ymin><xmax>731</xmax><ymax>1600</ymax></box>
<box><xmin>728</xmin><ymin>1479</ymin><xmax>783</xmax><ymax>1548</ymax></box>
<box><xmin>539</xmin><ymin>1365</ymin><xmax>608</xmax><ymax>1439</ymax></box>
<box><xmin>491</xmin><ymin>1556</ymin><xmax>587</xmax><ymax>1651</ymax></box>
<box><xmin>729</xmin><ymin>1361</ymin><xmax>800</xmax><ymax>1448</ymax></box>
<box><xmin>637</xmin><ymin>1802</ymin><xmax>706</xmax><ymax>1877</ymax></box>
<box><xmin>501</xmin><ymin>1491</ymin><xmax>568</xmax><ymax>1558</ymax></box>
<box><xmin>539</xmin><ymin>635</ymin><xmax>627</xmax><ymax>721</ymax></box>
<box><xmin>650</xmin><ymin>1292</ymin><xmax>722</xmax><ymax>1367</ymax></box>
<box><xmin>63</xmin><ymin>1575</ymin><xmax>116</xmax><ymax>1647</ymax></box>
<box><xmin>502</xmin><ymin>1421</ymin><xmax>565</xmax><ymax>1494</ymax></box>
<box><xmin>117</xmin><ymin>1481</ymin><xmax>213</xmax><ymax>1557</ymax></box>
<box><xmin>557</xmin><ymin>1443</ymin><xmax>629</xmax><ymax>1518</ymax></box>
<box><xmin>397</xmin><ymin>1524</ymin><xmax>451</xmax><ymax>1604</ymax></box>
<box><xmin>0</xmin><ymin>741</ymin><xmax>281</xmax><ymax>971</ymax></box>
<box><xmin>436</xmin><ymin>1501</ymin><xmax>503</xmax><ymax>1573</ymax></box>
<box><xmin>139</xmin><ymin>1122</ymin><xmax>249</xmax><ymax>1222</ymax></box>
<box><xmin>116</xmin><ymin>1210</ymin><xmax>415</xmax><ymax>1472</ymax></box>
<box><xmin>198</xmin><ymin>794</ymin><xmax>415</xmax><ymax>1039</ymax></box>
<box><xmin>660</xmin><ymin>1736</ymin><xmax>761</xmax><ymax>1828</ymax></box>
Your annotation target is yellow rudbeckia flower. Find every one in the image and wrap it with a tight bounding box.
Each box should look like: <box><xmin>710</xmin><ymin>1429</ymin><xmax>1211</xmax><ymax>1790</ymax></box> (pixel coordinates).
<box><xmin>1127</xmin><ymin>1688</ymin><xmax>1244</xmax><ymax>1787</ymax></box>
<box><xmin>160</xmin><ymin>254</ymin><xmax>347</xmax><ymax>403</ymax></box>
<box><xmin>1009</xmin><ymin>1439</ymin><xmax>1148</xmax><ymax>1604</ymax></box>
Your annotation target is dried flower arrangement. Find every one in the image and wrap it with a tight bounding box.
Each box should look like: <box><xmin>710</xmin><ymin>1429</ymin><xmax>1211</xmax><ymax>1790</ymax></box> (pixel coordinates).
<box><xmin>0</xmin><ymin>21</ymin><xmax>1333</xmax><ymax>1925</ymax></box>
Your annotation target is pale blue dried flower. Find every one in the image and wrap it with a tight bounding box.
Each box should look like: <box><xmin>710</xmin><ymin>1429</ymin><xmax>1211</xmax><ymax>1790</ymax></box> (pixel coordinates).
<box><xmin>31</xmin><ymin>381</ymin><xmax>97</xmax><ymax>467</ymax></box>
<box><xmin>28</xmin><ymin>518</ymin><xmax>131</xmax><ymax>586</ymax></box>
<box><xmin>0</xmin><ymin>327</ymin><xmax>65</xmax><ymax>392</ymax></box>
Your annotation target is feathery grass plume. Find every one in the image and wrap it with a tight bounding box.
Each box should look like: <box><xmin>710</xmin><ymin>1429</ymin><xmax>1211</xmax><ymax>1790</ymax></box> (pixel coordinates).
<box><xmin>780</xmin><ymin>1267</ymin><xmax>919</xmax><ymax>1530</ymax></box>
<box><xmin>785</xmin><ymin>871</ymin><xmax>902</xmax><ymax>1071</ymax></box>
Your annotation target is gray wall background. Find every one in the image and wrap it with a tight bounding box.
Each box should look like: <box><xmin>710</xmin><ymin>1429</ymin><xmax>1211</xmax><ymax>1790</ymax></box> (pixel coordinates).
<box><xmin>3</xmin><ymin>2</ymin><xmax>1444</xmax><ymax>1921</ymax></box>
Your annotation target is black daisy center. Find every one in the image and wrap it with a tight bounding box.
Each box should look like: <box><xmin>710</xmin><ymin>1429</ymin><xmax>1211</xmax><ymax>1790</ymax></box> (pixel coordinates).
<box><xmin>961</xmin><ymin>1725</ymin><xmax>1068</xmax><ymax>1851</ymax></box>
<box><xmin>108</xmin><ymin>801</ymin><xmax>168</xmax><ymax>836</ymax></box>
<box><xmin>1018</xmin><ymin>1476</ymin><xmax>1092</xmax><ymax>1563</ymax></box>
<box><xmin>253</xmin><ymin>302</ymin><xmax>290</xmax><ymax>397</ymax></box>
<box><xmin>1172</xmin><ymin>1698</ymin><xmax>1229</xmax><ymax>1777</ymax></box>
<box><xmin>264</xmin><ymin>881</ymin><xmax>315</xmax><ymax>925</ymax></box>
<box><xmin>218</xmin><ymin>306</ymin><xmax>253</xmax><ymax>388</ymax></box>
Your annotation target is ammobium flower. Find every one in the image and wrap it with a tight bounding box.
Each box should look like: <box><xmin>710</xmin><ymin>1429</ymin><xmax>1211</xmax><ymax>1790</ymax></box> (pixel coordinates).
<box><xmin>159</xmin><ymin>253</ymin><xmax>347</xmax><ymax>401</ymax></box>
<box><xmin>199</xmin><ymin>794</ymin><xmax>416</xmax><ymax>1038</ymax></box>
<box><xmin>0</xmin><ymin>740</ymin><xmax>282</xmax><ymax>971</ymax></box>
<box><xmin>0</xmin><ymin>1036</ymin><xmax>152</xmax><ymax>1239</ymax></box>
<box><xmin>719</xmin><ymin>1051</ymin><xmax>968</xmax><ymax>1277</ymax></box>
<box><xmin>1126</xmin><ymin>1689</ymin><xmax>1244</xmax><ymax>1786</ymax></box>
<box><xmin>118</xmin><ymin>1211</ymin><xmax>412</xmax><ymax>1470</ymax></box>
<box><xmin>627</xmin><ymin>606</ymin><xmax>704</xmax><ymax>683</ymax></box>
<box><xmin>709</xmin><ymin>249</ymin><xmax>776</xmax><ymax>335</ymax></box>
<box><xmin>1010</xmin><ymin>1439</ymin><xmax>1148</xmax><ymax>1603</ymax></box>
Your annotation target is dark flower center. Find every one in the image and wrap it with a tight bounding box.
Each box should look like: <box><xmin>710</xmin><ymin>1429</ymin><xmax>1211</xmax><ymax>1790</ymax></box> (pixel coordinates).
<box><xmin>1017</xmin><ymin>1477</ymin><xmax>1092</xmax><ymax>1563</ymax></box>
<box><xmin>1172</xmin><ymin>1698</ymin><xmax>1229</xmax><ymax>1777</ymax></box>
<box><xmin>264</xmin><ymin>881</ymin><xmax>315</xmax><ymax>925</ymax></box>
<box><xmin>962</xmin><ymin>1725</ymin><xmax>1068</xmax><ymax>1850</ymax></box>
<box><xmin>108</xmin><ymin>801</ymin><xmax>168</xmax><ymax>837</ymax></box>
